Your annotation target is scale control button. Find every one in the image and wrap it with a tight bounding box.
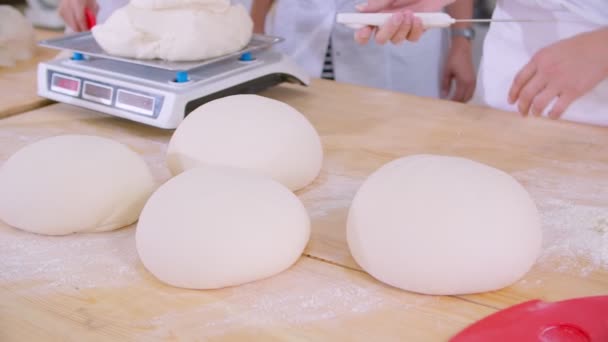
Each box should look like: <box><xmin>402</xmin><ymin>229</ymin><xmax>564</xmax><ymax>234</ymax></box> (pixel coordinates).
<box><xmin>175</xmin><ymin>71</ymin><xmax>190</xmax><ymax>83</ymax></box>
<box><xmin>71</xmin><ymin>52</ymin><xmax>85</xmax><ymax>61</ymax></box>
<box><xmin>239</xmin><ymin>52</ymin><xmax>255</xmax><ymax>62</ymax></box>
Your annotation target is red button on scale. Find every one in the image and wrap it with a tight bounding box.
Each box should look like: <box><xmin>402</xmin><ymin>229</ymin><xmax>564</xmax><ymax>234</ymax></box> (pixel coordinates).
<box><xmin>450</xmin><ymin>296</ymin><xmax>608</xmax><ymax>342</ymax></box>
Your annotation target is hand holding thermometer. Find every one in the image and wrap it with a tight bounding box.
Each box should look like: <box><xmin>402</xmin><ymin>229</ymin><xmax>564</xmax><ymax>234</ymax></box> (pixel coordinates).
<box><xmin>336</xmin><ymin>12</ymin><xmax>567</xmax><ymax>30</ymax></box>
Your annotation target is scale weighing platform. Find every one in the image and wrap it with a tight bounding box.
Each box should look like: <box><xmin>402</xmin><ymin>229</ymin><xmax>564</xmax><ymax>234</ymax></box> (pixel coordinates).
<box><xmin>37</xmin><ymin>33</ymin><xmax>310</xmax><ymax>129</ymax></box>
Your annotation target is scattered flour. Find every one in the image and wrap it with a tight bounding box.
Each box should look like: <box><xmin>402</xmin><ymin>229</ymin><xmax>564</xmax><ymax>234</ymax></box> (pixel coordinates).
<box><xmin>0</xmin><ymin>127</ymin><xmax>171</xmax><ymax>293</ymax></box>
<box><xmin>138</xmin><ymin>269</ymin><xmax>433</xmax><ymax>339</ymax></box>
<box><xmin>299</xmin><ymin>172</ymin><xmax>362</xmax><ymax>218</ymax></box>
<box><xmin>0</xmin><ymin>124</ymin><xmax>606</xmax><ymax>334</ymax></box>
<box><xmin>0</xmin><ymin>226</ymin><xmax>141</xmax><ymax>292</ymax></box>
<box><xmin>0</xmin><ymin>137</ymin><xmax>433</xmax><ymax>336</ymax></box>
<box><xmin>513</xmin><ymin>163</ymin><xmax>608</xmax><ymax>276</ymax></box>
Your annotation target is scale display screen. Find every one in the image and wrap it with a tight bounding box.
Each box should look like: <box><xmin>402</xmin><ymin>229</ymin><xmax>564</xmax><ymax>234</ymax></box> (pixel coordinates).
<box><xmin>84</xmin><ymin>82</ymin><xmax>111</xmax><ymax>100</ymax></box>
<box><xmin>51</xmin><ymin>74</ymin><xmax>80</xmax><ymax>96</ymax></box>
<box><xmin>83</xmin><ymin>82</ymin><xmax>113</xmax><ymax>105</ymax></box>
<box><xmin>116</xmin><ymin>90</ymin><xmax>155</xmax><ymax>116</ymax></box>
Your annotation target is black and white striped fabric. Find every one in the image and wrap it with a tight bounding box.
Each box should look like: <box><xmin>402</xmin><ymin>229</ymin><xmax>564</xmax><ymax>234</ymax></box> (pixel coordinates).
<box><xmin>321</xmin><ymin>40</ymin><xmax>335</xmax><ymax>80</ymax></box>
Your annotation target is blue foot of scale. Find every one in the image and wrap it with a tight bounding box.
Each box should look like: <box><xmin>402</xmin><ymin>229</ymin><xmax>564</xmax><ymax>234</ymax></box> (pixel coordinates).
<box><xmin>239</xmin><ymin>52</ymin><xmax>255</xmax><ymax>62</ymax></box>
<box><xmin>175</xmin><ymin>71</ymin><xmax>189</xmax><ymax>83</ymax></box>
<box><xmin>71</xmin><ymin>52</ymin><xmax>84</xmax><ymax>61</ymax></box>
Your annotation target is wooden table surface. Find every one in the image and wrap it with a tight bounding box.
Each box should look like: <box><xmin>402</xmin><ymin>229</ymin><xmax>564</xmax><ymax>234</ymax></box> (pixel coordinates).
<box><xmin>0</xmin><ymin>77</ymin><xmax>607</xmax><ymax>340</ymax></box>
<box><xmin>0</xmin><ymin>29</ymin><xmax>62</xmax><ymax>119</ymax></box>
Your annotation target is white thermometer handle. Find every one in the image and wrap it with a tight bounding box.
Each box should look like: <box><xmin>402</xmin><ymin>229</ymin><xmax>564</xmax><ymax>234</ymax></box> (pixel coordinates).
<box><xmin>336</xmin><ymin>12</ymin><xmax>456</xmax><ymax>29</ymax></box>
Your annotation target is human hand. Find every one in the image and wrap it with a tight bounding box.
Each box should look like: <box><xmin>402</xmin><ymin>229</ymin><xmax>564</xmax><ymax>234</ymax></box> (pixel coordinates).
<box><xmin>441</xmin><ymin>37</ymin><xmax>476</xmax><ymax>102</ymax></box>
<box><xmin>355</xmin><ymin>0</ymin><xmax>456</xmax><ymax>12</ymax></box>
<box><xmin>354</xmin><ymin>10</ymin><xmax>425</xmax><ymax>45</ymax></box>
<box><xmin>353</xmin><ymin>0</ymin><xmax>455</xmax><ymax>45</ymax></box>
<box><xmin>253</xmin><ymin>21</ymin><xmax>265</xmax><ymax>34</ymax></box>
<box><xmin>508</xmin><ymin>28</ymin><xmax>608</xmax><ymax>119</ymax></box>
<box><xmin>58</xmin><ymin>0</ymin><xmax>99</xmax><ymax>32</ymax></box>
<box><xmin>250</xmin><ymin>0</ymin><xmax>273</xmax><ymax>34</ymax></box>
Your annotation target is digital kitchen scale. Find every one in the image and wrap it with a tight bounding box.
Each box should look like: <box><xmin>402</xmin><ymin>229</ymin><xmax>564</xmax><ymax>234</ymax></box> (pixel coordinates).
<box><xmin>37</xmin><ymin>32</ymin><xmax>310</xmax><ymax>129</ymax></box>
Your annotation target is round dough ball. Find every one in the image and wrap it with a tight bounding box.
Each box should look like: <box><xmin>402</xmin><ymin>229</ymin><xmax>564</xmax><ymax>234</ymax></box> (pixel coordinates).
<box><xmin>92</xmin><ymin>0</ymin><xmax>252</xmax><ymax>61</ymax></box>
<box><xmin>347</xmin><ymin>155</ymin><xmax>542</xmax><ymax>295</ymax></box>
<box><xmin>136</xmin><ymin>165</ymin><xmax>310</xmax><ymax>289</ymax></box>
<box><xmin>167</xmin><ymin>95</ymin><xmax>323</xmax><ymax>191</ymax></box>
<box><xmin>0</xmin><ymin>135</ymin><xmax>156</xmax><ymax>236</ymax></box>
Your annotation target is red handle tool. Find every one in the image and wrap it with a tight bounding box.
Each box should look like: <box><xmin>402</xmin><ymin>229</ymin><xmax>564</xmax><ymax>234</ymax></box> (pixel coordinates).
<box><xmin>450</xmin><ymin>296</ymin><xmax>608</xmax><ymax>342</ymax></box>
<box><xmin>84</xmin><ymin>8</ymin><xmax>96</xmax><ymax>30</ymax></box>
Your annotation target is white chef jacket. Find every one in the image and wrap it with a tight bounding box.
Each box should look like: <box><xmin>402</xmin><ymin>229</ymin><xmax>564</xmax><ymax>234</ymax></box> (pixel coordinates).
<box><xmin>268</xmin><ymin>0</ymin><xmax>449</xmax><ymax>98</ymax></box>
<box><xmin>474</xmin><ymin>0</ymin><xmax>608</xmax><ymax>126</ymax></box>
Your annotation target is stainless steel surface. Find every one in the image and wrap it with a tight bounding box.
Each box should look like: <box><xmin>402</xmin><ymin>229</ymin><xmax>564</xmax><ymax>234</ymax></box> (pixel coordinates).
<box><xmin>60</xmin><ymin>49</ymin><xmax>282</xmax><ymax>88</ymax></box>
<box><xmin>39</xmin><ymin>32</ymin><xmax>283</xmax><ymax>71</ymax></box>
<box><xmin>455</xmin><ymin>18</ymin><xmax>578</xmax><ymax>23</ymax></box>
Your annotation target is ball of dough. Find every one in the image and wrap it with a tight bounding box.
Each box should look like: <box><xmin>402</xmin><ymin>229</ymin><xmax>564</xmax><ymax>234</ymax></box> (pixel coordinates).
<box><xmin>0</xmin><ymin>135</ymin><xmax>156</xmax><ymax>236</ymax></box>
<box><xmin>167</xmin><ymin>95</ymin><xmax>323</xmax><ymax>191</ymax></box>
<box><xmin>130</xmin><ymin>0</ymin><xmax>228</xmax><ymax>9</ymax></box>
<box><xmin>136</xmin><ymin>165</ymin><xmax>310</xmax><ymax>289</ymax></box>
<box><xmin>347</xmin><ymin>155</ymin><xmax>542</xmax><ymax>295</ymax></box>
<box><xmin>92</xmin><ymin>0</ymin><xmax>252</xmax><ymax>61</ymax></box>
<box><xmin>0</xmin><ymin>5</ymin><xmax>35</xmax><ymax>67</ymax></box>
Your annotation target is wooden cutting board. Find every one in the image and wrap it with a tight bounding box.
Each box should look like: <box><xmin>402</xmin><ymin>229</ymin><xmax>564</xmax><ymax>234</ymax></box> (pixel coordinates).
<box><xmin>266</xmin><ymin>81</ymin><xmax>608</xmax><ymax>310</ymax></box>
<box><xmin>0</xmin><ymin>101</ymin><xmax>495</xmax><ymax>341</ymax></box>
<box><xmin>0</xmin><ymin>29</ymin><xmax>62</xmax><ymax>119</ymax></box>
<box><xmin>0</xmin><ymin>79</ymin><xmax>607</xmax><ymax>340</ymax></box>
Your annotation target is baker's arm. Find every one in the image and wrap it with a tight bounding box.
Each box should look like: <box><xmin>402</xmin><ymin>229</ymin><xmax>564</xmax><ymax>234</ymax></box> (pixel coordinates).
<box><xmin>509</xmin><ymin>27</ymin><xmax>608</xmax><ymax>118</ymax></box>
<box><xmin>251</xmin><ymin>0</ymin><xmax>274</xmax><ymax>34</ymax></box>
<box><xmin>446</xmin><ymin>0</ymin><xmax>472</xmax><ymax>31</ymax></box>
<box><xmin>442</xmin><ymin>0</ymin><xmax>476</xmax><ymax>102</ymax></box>
<box><xmin>354</xmin><ymin>0</ymin><xmax>457</xmax><ymax>45</ymax></box>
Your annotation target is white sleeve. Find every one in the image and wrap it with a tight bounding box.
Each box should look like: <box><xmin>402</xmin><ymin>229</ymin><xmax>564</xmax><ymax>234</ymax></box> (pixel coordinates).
<box><xmin>560</xmin><ymin>0</ymin><xmax>608</xmax><ymax>26</ymax></box>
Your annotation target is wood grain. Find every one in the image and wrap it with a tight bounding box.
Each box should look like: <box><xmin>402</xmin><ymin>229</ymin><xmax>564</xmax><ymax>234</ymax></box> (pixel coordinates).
<box><xmin>0</xmin><ymin>237</ymin><xmax>494</xmax><ymax>341</ymax></box>
<box><xmin>261</xmin><ymin>81</ymin><xmax>608</xmax><ymax>307</ymax></box>
<box><xmin>0</xmin><ymin>79</ymin><xmax>607</xmax><ymax>339</ymax></box>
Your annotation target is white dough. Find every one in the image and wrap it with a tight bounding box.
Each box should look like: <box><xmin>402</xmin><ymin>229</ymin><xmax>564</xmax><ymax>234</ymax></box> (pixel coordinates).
<box><xmin>131</xmin><ymin>0</ymin><xmax>229</xmax><ymax>9</ymax></box>
<box><xmin>0</xmin><ymin>6</ymin><xmax>36</xmax><ymax>67</ymax></box>
<box><xmin>0</xmin><ymin>135</ymin><xmax>156</xmax><ymax>236</ymax></box>
<box><xmin>167</xmin><ymin>95</ymin><xmax>323</xmax><ymax>191</ymax></box>
<box><xmin>347</xmin><ymin>155</ymin><xmax>542</xmax><ymax>295</ymax></box>
<box><xmin>92</xmin><ymin>0</ymin><xmax>252</xmax><ymax>61</ymax></box>
<box><xmin>136</xmin><ymin>165</ymin><xmax>310</xmax><ymax>289</ymax></box>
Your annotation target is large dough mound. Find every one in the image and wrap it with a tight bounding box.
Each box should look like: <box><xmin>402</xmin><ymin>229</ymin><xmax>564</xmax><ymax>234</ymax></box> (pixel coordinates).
<box><xmin>92</xmin><ymin>0</ymin><xmax>253</xmax><ymax>61</ymax></box>
<box><xmin>347</xmin><ymin>155</ymin><xmax>542</xmax><ymax>295</ymax></box>
<box><xmin>136</xmin><ymin>165</ymin><xmax>310</xmax><ymax>289</ymax></box>
<box><xmin>130</xmin><ymin>0</ymin><xmax>228</xmax><ymax>9</ymax></box>
<box><xmin>0</xmin><ymin>5</ymin><xmax>36</xmax><ymax>67</ymax></box>
<box><xmin>167</xmin><ymin>95</ymin><xmax>323</xmax><ymax>191</ymax></box>
<box><xmin>0</xmin><ymin>135</ymin><xmax>156</xmax><ymax>236</ymax></box>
